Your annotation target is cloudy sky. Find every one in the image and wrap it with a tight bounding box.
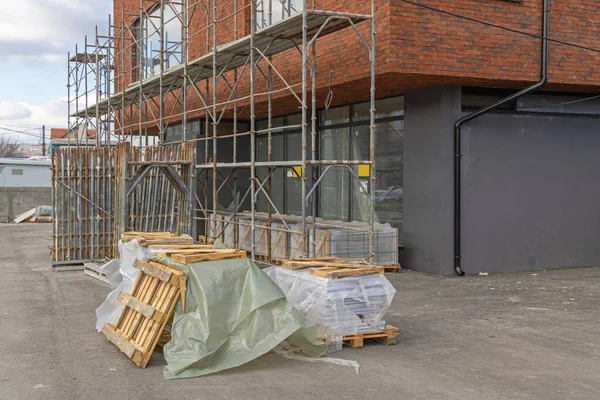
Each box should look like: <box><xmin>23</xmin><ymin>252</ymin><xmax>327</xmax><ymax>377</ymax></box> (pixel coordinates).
<box><xmin>0</xmin><ymin>0</ymin><xmax>112</xmax><ymax>143</ymax></box>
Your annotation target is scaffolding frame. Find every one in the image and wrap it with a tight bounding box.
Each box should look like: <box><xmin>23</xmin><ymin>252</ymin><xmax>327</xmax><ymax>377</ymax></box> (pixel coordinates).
<box><xmin>67</xmin><ymin>0</ymin><xmax>378</xmax><ymax>262</ymax></box>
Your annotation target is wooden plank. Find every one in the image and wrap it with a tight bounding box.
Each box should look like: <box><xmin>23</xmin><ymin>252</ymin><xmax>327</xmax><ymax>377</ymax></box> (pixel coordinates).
<box><xmin>311</xmin><ymin>266</ymin><xmax>384</xmax><ymax>279</ymax></box>
<box><xmin>172</xmin><ymin>250</ymin><xmax>247</xmax><ymax>264</ymax></box>
<box><xmin>133</xmin><ymin>260</ymin><xmax>173</xmax><ymax>282</ymax></box>
<box><xmin>140</xmin><ymin>237</ymin><xmax>194</xmax><ymax>246</ymax></box>
<box><xmin>147</xmin><ymin>244</ymin><xmax>214</xmax><ymax>249</ymax></box>
<box><xmin>123</xmin><ymin>231</ymin><xmax>174</xmax><ymax>237</ymax></box>
<box><xmin>154</xmin><ymin>248</ymin><xmax>240</xmax><ymax>257</ymax></box>
<box><xmin>288</xmin><ymin>257</ymin><xmax>366</xmax><ymax>262</ymax></box>
<box><xmin>282</xmin><ymin>260</ymin><xmax>380</xmax><ymax>270</ymax></box>
<box><xmin>117</xmin><ymin>291</ymin><xmax>164</xmax><ymax>322</ymax></box>
<box><xmin>102</xmin><ymin>324</ymin><xmax>144</xmax><ymax>357</ymax></box>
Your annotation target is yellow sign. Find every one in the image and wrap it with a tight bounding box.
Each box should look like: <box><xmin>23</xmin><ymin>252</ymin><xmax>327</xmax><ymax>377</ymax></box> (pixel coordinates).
<box><xmin>358</xmin><ymin>164</ymin><xmax>371</xmax><ymax>177</ymax></box>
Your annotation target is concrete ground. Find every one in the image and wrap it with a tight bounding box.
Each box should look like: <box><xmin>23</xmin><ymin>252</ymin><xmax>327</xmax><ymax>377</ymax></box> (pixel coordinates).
<box><xmin>1</xmin><ymin>224</ymin><xmax>599</xmax><ymax>400</ymax></box>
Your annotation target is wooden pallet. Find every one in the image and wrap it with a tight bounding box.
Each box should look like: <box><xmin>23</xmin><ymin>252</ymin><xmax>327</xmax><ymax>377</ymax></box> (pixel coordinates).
<box><xmin>343</xmin><ymin>326</ymin><xmax>399</xmax><ymax>349</ymax></box>
<box><xmin>121</xmin><ymin>232</ymin><xmax>194</xmax><ymax>247</ymax></box>
<box><xmin>382</xmin><ymin>264</ymin><xmax>402</xmax><ymax>273</ymax></box>
<box><xmin>102</xmin><ymin>260</ymin><xmax>187</xmax><ymax>368</ymax></box>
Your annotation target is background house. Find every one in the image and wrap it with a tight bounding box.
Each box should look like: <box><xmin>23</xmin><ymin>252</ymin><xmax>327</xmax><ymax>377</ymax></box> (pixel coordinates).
<box><xmin>0</xmin><ymin>157</ymin><xmax>51</xmax><ymax>222</ymax></box>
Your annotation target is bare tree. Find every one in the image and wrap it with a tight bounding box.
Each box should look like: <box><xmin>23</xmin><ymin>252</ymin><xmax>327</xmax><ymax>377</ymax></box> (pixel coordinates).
<box><xmin>0</xmin><ymin>137</ymin><xmax>22</xmax><ymax>157</ymax></box>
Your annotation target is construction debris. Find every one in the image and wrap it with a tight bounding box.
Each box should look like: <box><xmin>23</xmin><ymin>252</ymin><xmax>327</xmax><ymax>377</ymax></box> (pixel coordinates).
<box><xmin>13</xmin><ymin>205</ymin><xmax>53</xmax><ymax>223</ymax></box>
<box><xmin>94</xmin><ymin>230</ymin><xmax>398</xmax><ymax>375</ymax></box>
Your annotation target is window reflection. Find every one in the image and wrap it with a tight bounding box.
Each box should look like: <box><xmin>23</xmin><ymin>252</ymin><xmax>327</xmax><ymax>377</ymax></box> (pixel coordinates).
<box><xmin>136</xmin><ymin>3</ymin><xmax>183</xmax><ymax>80</ymax></box>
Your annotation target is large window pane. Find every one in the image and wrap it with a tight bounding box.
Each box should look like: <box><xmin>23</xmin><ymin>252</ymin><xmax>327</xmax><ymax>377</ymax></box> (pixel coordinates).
<box><xmin>285</xmin><ymin>132</ymin><xmax>302</xmax><ymax>215</ymax></box>
<box><xmin>137</xmin><ymin>3</ymin><xmax>183</xmax><ymax>80</ymax></box>
<box><xmin>256</xmin><ymin>135</ymin><xmax>284</xmax><ymax>213</ymax></box>
<box><xmin>319</xmin><ymin>127</ymin><xmax>350</xmax><ymax>221</ymax></box>
<box><xmin>257</xmin><ymin>116</ymin><xmax>284</xmax><ymax>132</ymax></box>
<box><xmin>350</xmin><ymin>121</ymin><xmax>404</xmax><ymax>233</ymax></box>
<box><xmin>353</xmin><ymin>96</ymin><xmax>405</xmax><ymax>121</ymax></box>
<box><xmin>319</xmin><ymin>106</ymin><xmax>350</xmax><ymax>126</ymax></box>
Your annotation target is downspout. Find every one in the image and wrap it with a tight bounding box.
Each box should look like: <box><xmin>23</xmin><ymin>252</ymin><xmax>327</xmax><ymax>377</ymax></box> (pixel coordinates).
<box><xmin>453</xmin><ymin>0</ymin><xmax>549</xmax><ymax>276</ymax></box>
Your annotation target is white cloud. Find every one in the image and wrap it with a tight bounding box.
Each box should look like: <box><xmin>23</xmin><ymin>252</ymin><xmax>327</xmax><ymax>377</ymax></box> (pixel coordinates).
<box><xmin>0</xmin><ymin>0</ymin><xmax>112</xmax><ymax>64</ymax></box>
<box><xmin>0</xmin><ymin>102</ymin><xmax>32</xmax><ymax>119</ymax></box>
<box><xmin>0</xmin><ymin>98</ymin><xmax>68</xmax><ymax>143</ymax></box>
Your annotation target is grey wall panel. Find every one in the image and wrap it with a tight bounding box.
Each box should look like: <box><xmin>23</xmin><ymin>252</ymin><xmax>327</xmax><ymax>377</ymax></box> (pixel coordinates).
<box><xmin>462</xmin><ymin>113</ymin><xmax>600</xmax><ymax>273</ymax></box>
<box><xmin>403</xmin><ymin>85</ymin><xmax>461</xmax><ymax>275</ymax></box>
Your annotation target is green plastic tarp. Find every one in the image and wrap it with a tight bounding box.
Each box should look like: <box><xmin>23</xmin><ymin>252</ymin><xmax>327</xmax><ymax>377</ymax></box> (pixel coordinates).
<box><xmin>161</xmin><ymin>257</ymin><xmax>327</xmax><ymax>379</ymax></box>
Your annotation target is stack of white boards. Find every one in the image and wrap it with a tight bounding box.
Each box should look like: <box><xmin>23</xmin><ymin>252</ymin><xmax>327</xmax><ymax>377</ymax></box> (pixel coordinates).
<box><xmin>265</xmin><ymin>266</ymin><xmax>396</xmax><ymax>351</ymax></box>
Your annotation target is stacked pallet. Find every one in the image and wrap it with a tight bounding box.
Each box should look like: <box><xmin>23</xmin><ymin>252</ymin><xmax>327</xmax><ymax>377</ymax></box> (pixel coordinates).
<box><xmin>265</xmin><ymin>260</ymin><xmax>398</xmax><ymax>351</ymax></box>
<box><xmin>121</xmin><ymin>232</ymin><xmax>246</xmax><ymax>264</ymax></box>
<box><xmin>122</xmin><ymin>232</ymin><xmax>194</xmax><ymax>246</ymax></box>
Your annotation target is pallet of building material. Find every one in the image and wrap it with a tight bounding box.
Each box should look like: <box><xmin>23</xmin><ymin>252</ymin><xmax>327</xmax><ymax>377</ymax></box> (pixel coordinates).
<box><xmin>288</xmin><ymin>228</ymin><xmax>331</xmax><ymax>259</ymax></box>
<box><xmin>342</xmin><ymin>325</ymin><xmax>399</xmax><ymax>349</ymax></box>
<box><xmin>101</xmin><ymin>260</ymin><xmax>187</xmax><ymax>368</ymax></box>
<box><xmin>171</xmin><ymin>249</ymin><xmax>247</xmax><ymax>264</ymax></box>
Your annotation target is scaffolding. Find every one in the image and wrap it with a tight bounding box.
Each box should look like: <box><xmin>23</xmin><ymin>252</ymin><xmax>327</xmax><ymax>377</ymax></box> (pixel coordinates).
<box><xmin>65</xmin><ymin>0</ymin><xmax>386</xmax><ymax>263</ymax></box>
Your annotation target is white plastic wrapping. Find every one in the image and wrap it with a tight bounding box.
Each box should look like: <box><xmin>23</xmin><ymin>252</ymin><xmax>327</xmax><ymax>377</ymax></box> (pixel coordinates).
<box><xmin>264</xmin><ymin>267</ymin><xmax>396</xmax><ymax>343</ymax></box>
<box><xmin>94</xmin><ymin>240</ymin><xmax>155</xmax><ymax>332</ymax></box>
<box><xmin>273</xmin><ymin>341</ymin><xmax>360</xmax><ymax>374</ymax></box>
<box><xmin>97</xmin><ymin>259</ymin><xmax>122</xmax><ymax>286</ymax></box>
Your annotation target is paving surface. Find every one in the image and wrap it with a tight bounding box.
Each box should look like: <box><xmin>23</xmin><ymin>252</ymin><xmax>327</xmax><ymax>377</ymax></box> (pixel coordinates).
<box><xmin>1</xmin><ymin>223</ymin><xmax>599</xmax><ymax>400</ymax></box>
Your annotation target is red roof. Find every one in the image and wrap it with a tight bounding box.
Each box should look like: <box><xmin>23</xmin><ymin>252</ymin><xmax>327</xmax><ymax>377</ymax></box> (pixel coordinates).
<box><xmin>51</xmin><ymin>128</ymin><xmax>97</xmax><ymax>139</ymax></box>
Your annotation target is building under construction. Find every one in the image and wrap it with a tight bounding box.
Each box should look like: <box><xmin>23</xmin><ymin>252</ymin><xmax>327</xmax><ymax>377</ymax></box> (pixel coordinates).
<box><xmin>56</xmin><ymin>0</ymin><xmax>600</xmax><ymax>275</ymax></box>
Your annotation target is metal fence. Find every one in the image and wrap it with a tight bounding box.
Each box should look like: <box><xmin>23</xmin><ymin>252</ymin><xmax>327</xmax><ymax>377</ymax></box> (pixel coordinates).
<box><xmin>52</xmin><ymin>142</ymin><xmax>195</xmax><ymax>267</ymax></box>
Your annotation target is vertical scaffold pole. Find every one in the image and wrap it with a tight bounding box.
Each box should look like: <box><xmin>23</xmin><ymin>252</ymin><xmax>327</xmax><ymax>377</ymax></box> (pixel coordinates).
<box><xmin>300</xmin><ymin>0</ymin><xmax>308</xmax><ymax>257</ymax></box>
<box><xmin>369</xmin><ymin>0</ymin><xmax>377</xmax><ymax>262</ymax></box>
<box><xmin>250</xmin><ymin>0</ymin><xmax>257</xmax><ymax>260</ymax></box>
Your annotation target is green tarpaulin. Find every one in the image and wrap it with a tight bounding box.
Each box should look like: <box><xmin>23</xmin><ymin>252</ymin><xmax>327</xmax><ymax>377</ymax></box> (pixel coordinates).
<box><xmin>161</xmin><ymin>257</ymin><xmax>327</xmax><ymax>379</ymax></box>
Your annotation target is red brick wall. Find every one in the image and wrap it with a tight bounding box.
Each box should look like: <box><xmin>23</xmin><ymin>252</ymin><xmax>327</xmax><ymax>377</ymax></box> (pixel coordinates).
<box><xmin>114</xmin><ymin>0</ymin><xmax>600</xmax><ymax>133</ymax></box>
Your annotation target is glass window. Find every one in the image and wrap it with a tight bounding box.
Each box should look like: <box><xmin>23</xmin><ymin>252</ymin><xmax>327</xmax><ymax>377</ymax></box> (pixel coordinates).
<box><xmin>256</xmin><ymin>135</ymin><xmax>284</xmax><ymax>213</ymax></box>
<box><xmin>256</xmin><ymin>0</ymin><xmax>303</xmax><ymax>30</ymax></box>
<box><xmin>286</xmin><ymin>113</ymin><xmax>302</xmax><ymax>128</ymax></box>
<box><xmin>136</xmin><ymin>3</ymin><xmax>183</xmax><ymax>80</ymax></box>
<box><xmin>11</xmin><ymin>168</ymin><xmax>23</xmax><ymax>176</ymax></box>
<box><xmin>285</xmin><ymin>132</ymin><xmax>302</xmax><ymax>215</ymax></box>
<box><xmin>351</xmin><ymin>121</ymin><xmax>404</xmax><ymax>232</ymax></box>
<box><xmin>319</xmin><ymin>127</ymin><xmax>350</xmax><ymax>221</ymax></box>
<box><xmin>353</xmin><ymin>96</ymin><xmax>405</xmax><ymax>121</ymax></box>
<box><xmin>319</xmin><ymin>106</ymin><xmax>349</xmax><ymax>126</ymax></box>
<box><xmin>257</xmin><ymin>117</ymin><xmax>284</xmax><ymax>133</ymax></box>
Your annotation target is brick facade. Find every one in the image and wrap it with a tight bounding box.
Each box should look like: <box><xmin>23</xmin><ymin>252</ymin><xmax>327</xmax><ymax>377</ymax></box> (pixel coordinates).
<box><xmin>113</xmin><ymin>0</ymin><xmax>600</xmax><ymax>131</ymax></box>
